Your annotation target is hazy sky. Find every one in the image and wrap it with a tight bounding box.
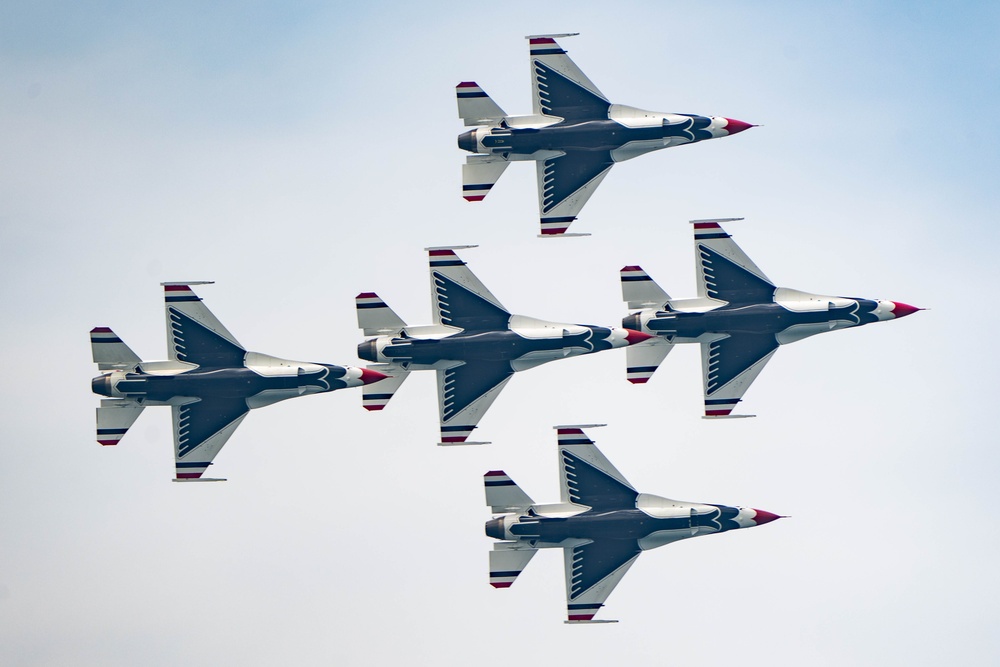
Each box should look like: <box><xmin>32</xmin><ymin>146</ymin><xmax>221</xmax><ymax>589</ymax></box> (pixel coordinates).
<box><xmin>2</xmin><ymin>2</ymin><xmax>999</xmax><ymax>665</ymax></box>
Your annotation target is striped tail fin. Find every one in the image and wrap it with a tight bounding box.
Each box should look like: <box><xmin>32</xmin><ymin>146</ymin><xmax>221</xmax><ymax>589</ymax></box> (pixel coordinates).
<box><xmin>489</xmin><ymin>543</ymin><xmax>537</xmax><ymax>589</ymax></box>
<box><xmin>90</xmin><ymin>327</ymin><xmax>141</xmax><ymax>371</ymax></box>
<box><xmin>96</xmin><ymin>399</ymin><xmax>145</xmax><ymax>446</ymax></box>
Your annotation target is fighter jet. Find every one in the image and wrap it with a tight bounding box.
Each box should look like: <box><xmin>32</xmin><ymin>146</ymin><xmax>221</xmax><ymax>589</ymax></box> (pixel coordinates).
<box><xmin>485</xmin><ymin>424</ymin><xmax>782</xmax><ymax>623</ymax></box>
<box><xmin>90</xmin><ymin>282</ymin><xmax>387</xmax><ymax>481</ymax></box>
<box><xmin>356</xmin><ymin>246</ymin><xmax>652</xmax><ymax>445</ymax></box>
<box><xmin>621</xmin><ymin>219</ymin><xmax>922</xmax><ymax>417</ymax></box>
<box><xmin>457</xmin><ymin>33</ymin><xmax>754</xmax><ymax>237</ymax></box>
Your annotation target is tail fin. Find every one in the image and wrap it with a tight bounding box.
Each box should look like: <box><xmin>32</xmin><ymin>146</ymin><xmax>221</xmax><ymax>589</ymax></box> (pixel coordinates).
<box><xmin>620</xmin><ymin>266</ymin><xmax>671</xmax><ymax>309</ymax></box>
<box><xmin>490</xmin><ymin>543</ymin><xmax>538</xmax><ymax>589</ymax></box>
<box><xmin>485</xmin><ymin>470</ymin><xmax>534</xmax><ymax>512</ymax></box>
<box><xmin>356</xmin><ymin>293</ymin><xmax>407</xmax><ymax>336</ymax></box>
<box><xmin>625</xmin><ymin>337</ymin><xmax>673</xmax><ymax>384</ymax></box>
<box><xmin>457</xmin><ymin>82</ymin><xmax>506</xmax><ymax>126</ymax></box>
<box><xmin>90</xmin><ymin>327</ymin><xmax>141</xmax><ymax>370</ymax></box>
<box><xmin>463</xmin><ymin>154</ymin><xmax>511</xmax><ymax>202</ymax></box>
<box><xmin>96</xmin><ymin>399</ymin><xmax>145</xmax><ymax>445</ymax></box>
<box><xmin>362</xmin><ymin>365</ymin><xmax>409</xmax><ymax>411</ymax></box>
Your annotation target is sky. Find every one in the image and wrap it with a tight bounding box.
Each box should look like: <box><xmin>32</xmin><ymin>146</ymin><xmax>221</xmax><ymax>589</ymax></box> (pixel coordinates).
<box><xmin>2</xmin><ymin>1</ymin><xmax>999</xmax><ymax>665</ymax></box>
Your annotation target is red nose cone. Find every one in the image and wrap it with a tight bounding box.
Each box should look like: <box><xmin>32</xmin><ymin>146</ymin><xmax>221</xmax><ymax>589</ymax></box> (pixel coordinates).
<box><xmin>359</xmin><ymin>368</ymin><xmax>389</xmax><ymax>385</ymax></box>
<box><xmin>890</xmin><ymin>302</ymin><xmax>922</xmax><ymax>318</ymax></box>
<box><xmin>723</xmin><ymin>118</ymin><xmax>754</xmax><ymax>135</ymax></box>
<box><xmin>752</xmin><ymin>509</ymin><xmax>782</xmax><ymax>526</ymax></box>
<box><xmin>624</xmin><ymin>329</ymin><xmax>654</xmax><ymax>346</ymax></box>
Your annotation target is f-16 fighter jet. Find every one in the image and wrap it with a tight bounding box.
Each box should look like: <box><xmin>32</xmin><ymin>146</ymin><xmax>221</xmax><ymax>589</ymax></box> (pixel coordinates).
<box><xmin>356</xmin><ymin>247</ymin><xmax>652</xmax><ymax>445</ymax></box>
<box><xmin>456</xmin><ymin>33</ymin><xmax>753</xmax><ymax>237</ymax></box>
<box><xmin>621</xmin><ymin>219</ymin><xmax>922</xmax><ymax>418</ymax></box>
<box><xmin>485</xmin><ymin>424</ymin><xmax>782</xmax><ymax>623</ymax></box>
<box><xmin>90</xmin><ymin>282</ymin><xmax>387</xmax><ymax>481</ymax></box>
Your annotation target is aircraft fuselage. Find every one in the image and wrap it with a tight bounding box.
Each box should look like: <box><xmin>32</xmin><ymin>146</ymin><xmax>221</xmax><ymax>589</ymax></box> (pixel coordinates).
<box><xmin>92</xmin><ymin>364</ymin><xmax>349</xmax><ymax>402</ymax></box>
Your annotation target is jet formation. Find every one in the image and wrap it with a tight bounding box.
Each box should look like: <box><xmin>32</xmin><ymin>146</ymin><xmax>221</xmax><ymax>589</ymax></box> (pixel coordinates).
<box><xmin>621</xmin><ymin>219</ymin><xmax>921</xmax><ymax>417</ymax></box>
<box><xmin>356</xmin><ymin>246</ymin><xmax>652</xmax><ymax>445</ymax></box>
<box><xmin>90</xmin><ymin>282</ymin><xmax>386</xmax><ymax>481</ymax></box>
<box><xmin>457</xmin><ymin>33</ymin><xmax>753</xmax><ymax>237</ymax></box>
<box><xmin>485</xmin><ymin>424</ymin><xmax>782</xmax><ymax>622</ymax></box>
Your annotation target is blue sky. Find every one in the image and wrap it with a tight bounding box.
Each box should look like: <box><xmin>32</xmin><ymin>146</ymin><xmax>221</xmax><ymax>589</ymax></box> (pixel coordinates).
<box><xmin>2</xmin><ymin>2</ymin><xmax>999</xmax><ymax>665</ymax></box>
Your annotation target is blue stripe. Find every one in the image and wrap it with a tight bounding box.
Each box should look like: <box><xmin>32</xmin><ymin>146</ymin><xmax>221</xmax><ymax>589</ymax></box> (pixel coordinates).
<box><xmin>463</xmin><ymin>184</ymin><xmax>493</xmax><ymax>191</ymax></box>
<box><xmin>531</xmin><ymin>48</ymin><xmax>565</xmax><ymax>55</ymax></box>
<box><xmin>457</xmin><ymin>91</ymin><xmax>488</xmax><ymax>98</ymax></box>
<box><xmin>621</xmin><ymin>276</ymin><xmax>651</xmax><ymax>282</ymax></box>
<box><xmin>364</xmin><ymin>394</ymin><xmax>394</xmax><ymax>400</ymax></box>
<box><xmin>441</xmin><ymin>424</ymin><xmax>472</xmax><ymax>432</ymax></box>
<box><xmin>567</xmin><ymin>603</ymin><xmax>603</xmax><ymax>610</ymax></box>
<box><xmin>165</xmin><ymin>296</ymin><xmax>201</xmax><ymax>302</ymax></box>
<box><xmin>176</xmin><ymin>461</ymin><xmax>212</xmax><ymax>468</ymax></box>
<box><xmin>490</xmin><ymin>570</ymin><xmax>522</xmax><ymax>577</ymax></box>
<box><xmin>97</xmin><ymin>428</ymin><xmax>128</xmax><ymax>435</ymax></box>
<box><xmin>355</xmin><ymin>302</ymin><xmax>385</xmax><ymax>309</ymax></box>
<box><xmin>695</xmin><ymin>233</ymin><xmax>731</xmax><ymax>240</ymax></box>
<box><xmin>540</xmin><ymin>216</ymin><xmax>576</xmax><ymax>223</ymax></box>
<box><xmin>627</xmin><ymin>366</ymin><xmax>658</xmax><ymax>373</ymax></box>
<box><xmin>485</xmin><ymin>480</ymin><xmax>516</xmax><ymax>487</ymax></box>
<box><xmin>430</xmin><ymin>260</ymin><xmax>465</xmax><ymax>267</ymax></box>
<box><xmin>91</xmin><ymin>337</ymin><xmax>124</xmax><ymax>343</ymax></box>
<box><xmin>559</xmin><ymin>438</ymin><xmax>592</xmax><ymax>445</ymax></box>
<box><xmin>705</xmin><ymin>398</ymin><xmax>740</xmax><ymax>405</ymax></box>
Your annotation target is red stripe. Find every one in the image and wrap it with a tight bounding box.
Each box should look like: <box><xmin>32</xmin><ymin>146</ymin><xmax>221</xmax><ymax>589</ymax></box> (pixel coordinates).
<box><xmin>363</xmin><ymin>404</ymin><xmax>385</xmax><ymax>412</ymax></box>
<box><xmin>91</xmin><ymin>326</ymin><xmax>113</xmax><ymax>333</ymax></box>
<box><xmin>485</xmin><ymin>470</ymin><xmax>506</xmax><ymax>477</ymax></box>
<box><xmin>163</xmin><ymin>285</ymin><xmax>190</xmax><ymax>292</ymax></box>
<box><xmin>457</xmin><ymin>81</ymin><xmax>479</xmax><ymax>88</ymax></box>
<box><xmin>705</xmin><ymin>409</ymin><xmax>733</xmax><ymax>416</ymax></box>
<box><xmin>530</xmin><ymin>38</ymin><xmax>556</xmax><ymax>45</ymax></box>
<box><xmin>441</xmin><ymin>435</ymin><xmax>468</xmax><ymax>443</ymax></box>
<box><xmin>557</xmin><ymin>428</ymin><xmax>584</xmax><ymax>436</ymax></box>
<box><xmin>627</xmin><ymin>377</ymin><xmax>649</xmax><ymax>384</ymax></box>
<box><xmin>176</xmin><ymin>472</ymin><xmax>202</xmax><ymax>479</ymax></box>
<box><xmin>568</xmin><ymin>614</ymin><xmax>595</xmax><ymax>621</ymax></box>
<box><xmin>621</xmin><ymin>265</ymin><xmax>643</xmax><ymax>272</ymax></box>
<box><xmin>464</xmin><ymin>195</ymin><xmax>486</xmax><ymax>202</ymax></box>
<box><xmin>693</xmin><ymin>222</ymin><xmax>721</xmax><ymax>230</ymax></box>
<box><xmin>490</xmin><ymin>582</ymin><xmax>513</xmax><ymax>588</ymax></box>
<box><xmin>356</xmin><ymin>292</ymin><xmax>379</xmax><ymax>299</ymax></box>
<box><xmin>97</xmin><ymin>439</ymin><xmax>119</xmax><ymax>446</ymax></box>
<box><xmin>428</xmin><ymin>249</ymin><xmax>456</xmax><ymax>257</ymax></box>
<box><xmin>540</xmin><ymin>227</ymin><xmax>568</xmax><ymax>235</ymax></box>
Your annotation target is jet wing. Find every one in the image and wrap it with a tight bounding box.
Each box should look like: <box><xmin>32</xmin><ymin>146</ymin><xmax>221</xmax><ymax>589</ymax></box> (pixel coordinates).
<box><xmin>556</xmin><ymin>426</ymin><xmax>637</xmax><ymax>510</ymax></box>
<box><xmin>692</xmin><ymin>220</ymin><xmax>776</xmax><ymax>305</ymax></box>
<box><xmin>426</xmin><ymin>247</ymin><xmax>511</xmax><ymax>330</ymax></box>
<box><xmin>172</xmin><ymin>397</ymin><xmax>250</xmax><ymax>481</ymax></box>
<box><xmin>536</xmin><ymin>151</ymin><xmax>614</xmax><ymax>236</ymax></box>
<box><xmin>436</xmin><ymin>360</ymin><xmax>514</xmax><ymax>445</ymax></box>
<box><xmin>527</xmin><ymin>35</ymin><xmax>610</xmax><ymax>121</ymax></box>
<box><xmin>700</xmin><ymin>333</ymin><xmax>780</xmax><ymax>418</ymax></box>
<box><xmin>562</xmin><ymin>539</ymin><xmax>642</xmax><ymax>623</ymax></box>
<box><xmin>162</xmin><ymin>283</ymin><xmax>246</xmax><ymax>367</ymax></box>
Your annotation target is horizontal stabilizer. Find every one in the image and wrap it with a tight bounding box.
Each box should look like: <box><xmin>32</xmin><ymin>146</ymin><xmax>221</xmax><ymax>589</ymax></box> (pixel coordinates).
<box><xmin>489</xmin><ymin>545</ymin><xmax>537</xmax><ymax>589</ymax></box>
<box><xmin>625</xmin><ymin>337</ymin><xmax>673</xmax><ymax>384</ymax></box>
<box><xmin>356</xmin><ymin>293</ymin><xmax>407</xmax><ymax>335</ymax></box>
<box><xmin>620</xmin><ymin>266</ymin><xmax>671</xmax><ymax>309</ymax></box>
<box><xmin>456</xmin><ymin>82</ymin><xmax>507</xmax><ymax>126</ymax></box>
<box><xmin>484</xmin><ymin>470</ymin><xmax>534</xmax><ymax>512</ymax></box>
<box><xmin>90</xmin><ymin>328</ymin><xmax>141</xmax><ymax>371</ymax></box>
<box><xmin>463</xmin><ymin>155</ymin><xmax>510</xmax><ymax>202</ymax></box>
<box><xmin>362</xmin><ymin>365</ymin><xmax>409</xmax><ymax>411</ymax></box>
<box><xmin>96</xmin><ymin>399</ymin><xmax>145</xmax><ymax>446</ymax></box>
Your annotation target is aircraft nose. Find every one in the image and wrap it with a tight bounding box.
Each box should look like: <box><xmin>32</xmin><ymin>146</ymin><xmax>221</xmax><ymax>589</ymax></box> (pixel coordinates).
<box><xmin>359</xmin><ymin>367</ymin><xmax>388</xmax><ymax>385</ymax></box>
<box><xmin>890</xmin><ymin>301</ymin><xmax>923</xmax><ymax>318</ymax></box>
<box><xmin>624</xmin><ymin>329</ymin><xmax>654</xmax><ymax>346</ymax></box>
<box><xmin>457</xmin><ymin>129</ymin><xmax>478</xmax><ymax>153</ymax></box>
<box><xmin>752</xmin><ymin>509</ymin><xmax>783</xmax><ymax>526</ymax></box>
<box><xmin>723</xmin><ymin>118</ymin><xmax>755</xmax><ymax>135</ymax></box>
